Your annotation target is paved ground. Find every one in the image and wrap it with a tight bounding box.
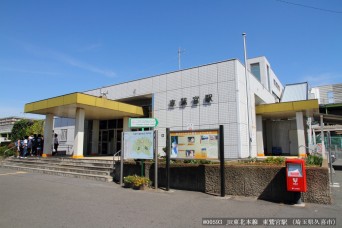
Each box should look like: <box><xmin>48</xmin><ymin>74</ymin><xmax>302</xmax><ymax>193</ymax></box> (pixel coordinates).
<box><xmin>0</xmin><ymin>167</ymin><xmax>341</xmax><ymax>228</ymax></box>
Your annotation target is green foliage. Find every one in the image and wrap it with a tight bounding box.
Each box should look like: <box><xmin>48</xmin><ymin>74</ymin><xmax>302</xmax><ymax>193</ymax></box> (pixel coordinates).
<box><xmin>0</xmin><ymin>145</ymin><xmax>15</xmax><ymax>157</ymax></box>
<box><xmin>306</xmin><ymin>154</ymin><xmax>323</xmax><ymax>166</ymax></box>
<box><xmin>238</xmin><ymin>156</ymin><xmax>285</xmax><ymax>166</ymax></box>
<box><xmin>123</xmin><ymin>175</ymin><xmax>137</xmax><ymax>184</ymax></box>
<box><xmin>26</xmin><ymin>120</ymin><xmax>44</xmax><ymax>136</ymax></box>
<box><xmin>183</xmin><ymin>159</ymin><xmax>213</xmax><ymax>164</ymax></box>
<box><xmin>10</xmin><ymin>119</ymin><xmax>33</xmax><ymax>141</ymax></box>
<box><xmin>264</xmin><ymin>156</ymin><xmax>285</xmax><ymax>165</ymax></box>
<box><xmin>123</xmin><ymin>175</ymin><xmax>151</xmax><ymax>188</ymax></box>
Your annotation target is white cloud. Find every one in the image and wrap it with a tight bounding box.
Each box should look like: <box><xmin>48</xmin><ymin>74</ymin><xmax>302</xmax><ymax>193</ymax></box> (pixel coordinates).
<box><xmin>300</xmin><ymin>73</ymin><xmax>341</xmax><ymax>87</ymax></box>
<box><xmin>54</xmin><ymin>52</ymin><xmax>116</xmax><ymax>78</ymax></box>
<box><xmin>22</xmin><ymin>42</ymin><xmax>116</xmax><ymax>78</ymax></box>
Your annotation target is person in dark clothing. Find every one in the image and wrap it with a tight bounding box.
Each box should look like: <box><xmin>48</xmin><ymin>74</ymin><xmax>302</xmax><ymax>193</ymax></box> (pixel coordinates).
<box><xmin>53</xmin><ymin>134</ymin><xmax>59</xmax><ymax>156</ymax></box>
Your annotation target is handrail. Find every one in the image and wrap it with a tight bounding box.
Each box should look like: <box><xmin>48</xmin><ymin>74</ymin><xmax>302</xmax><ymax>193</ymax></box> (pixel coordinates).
<box><xmin>112</xmin><ymin>150</ymin><xmax>121</xmax><ymax>169</ymax></box>
<box><xmin>298</xmin><ymin>145</ymin><xmax>317</xmax><ymax>155</ymax></box>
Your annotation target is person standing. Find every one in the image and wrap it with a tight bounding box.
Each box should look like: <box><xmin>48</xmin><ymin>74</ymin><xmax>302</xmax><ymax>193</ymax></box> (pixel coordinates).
<box><xmin>37</xmin><ymin>134</ymin><xmax>43</xmax><ymax>156</ymax></box>
<box><xmin>15</xmin><ymin>139</ymin><xmax>21</xmax><ymax>158</ymax></box>
<box><xmin>53</xmin><ymin>134</ymin><xmax>59</xmax><ymax>156</ymax></box>
<box><xmin>21</xmin><ymin>136</ymin><xmax>28</xmax><ymax>158</ymax></box>
<box><xmin>31</xmin><ymin>134</ymin><xmax>38</xmax><ymax>156</ymax></box>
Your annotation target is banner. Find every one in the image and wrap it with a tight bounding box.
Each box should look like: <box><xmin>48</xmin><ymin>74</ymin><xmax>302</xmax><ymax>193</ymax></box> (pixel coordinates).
<box><xmin>123</xmin><ymin>131</ymin><xmax>154</xmax><ymax>159</ymax></box>
<box><xmin>170</xmin><ymin>130</ymin><xmax>219</xmax><ymax>159</ymax></box>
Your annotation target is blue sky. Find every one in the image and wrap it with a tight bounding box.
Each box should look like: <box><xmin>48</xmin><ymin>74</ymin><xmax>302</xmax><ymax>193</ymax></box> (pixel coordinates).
<box><xmin>1</xmin><ymin>0</ymin><xmax>341</xmax><ymax>119</ymax></box>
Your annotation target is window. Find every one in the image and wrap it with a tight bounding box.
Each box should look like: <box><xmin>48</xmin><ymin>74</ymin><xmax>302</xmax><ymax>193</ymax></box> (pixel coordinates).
<box><xmin>273</xmin><ymin>79</ymin><xmax>280</xmax><ymax>91</ymax></box>
<box><xmin>327</xmin><ymin>91</ymin><xmax>334</xmax><ymax>104</ymax></box>
<box><xmin>60</xmin><ymin>129</ymin><xmax>67</xmax><ymax>141</ymax></box>
<box><xmin>250</xmin><ymin>63</ymin><xmax>261</xmax><ymax>81</ymax></box>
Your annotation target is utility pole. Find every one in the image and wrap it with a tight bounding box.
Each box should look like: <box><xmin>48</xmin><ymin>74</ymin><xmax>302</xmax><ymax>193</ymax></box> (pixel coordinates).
<box><xmin>242</xmin><ymin>33</ymin><xmax>252</xmax><ymax>157</ymax></box>
<box><xmin>178</xmin><ymin>47</ymin><xmax>185</xmax><ymax>70</ymax></box>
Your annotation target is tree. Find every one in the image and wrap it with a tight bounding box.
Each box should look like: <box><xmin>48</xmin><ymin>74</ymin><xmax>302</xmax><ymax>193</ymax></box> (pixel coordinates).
<box><xmin>26</xmin><ymin>120</ymin><xmax>44</xmax><ymax>136</ymax></box>
<box><xmin>10</xmin><ymin>119</ymin><xmax>33</xmax><ymax>141</ymax></box>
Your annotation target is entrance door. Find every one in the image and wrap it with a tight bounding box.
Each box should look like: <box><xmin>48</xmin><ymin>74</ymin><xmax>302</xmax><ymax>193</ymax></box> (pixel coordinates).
<box><xmin>289</xmin><ymin>130</ymin><xmax>298</xmax><ymax>156</ymax></box>
<box><xmin>99</xmin><ymin>130</ymin><xmax>108</xmax><ymax>155</ymax></box>
<box><xmin>99</xmin><ymin>129</ymin><xmax>122</xmax><ymax>155</ymax></box>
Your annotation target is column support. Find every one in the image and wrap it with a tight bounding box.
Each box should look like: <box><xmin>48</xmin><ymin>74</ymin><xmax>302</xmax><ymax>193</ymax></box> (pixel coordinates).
<box><xmin>296</xmin><ymin>112</ymin><xmax>306</xmax><ymax>157</ymax></box>
<box><xmin>123</xmin><ymin>117</ymin><xmax>131</xmax><ymax>132</ymax></box>
<box><xmin>73</xmin><ymin>108</ymin><xmax>85</xmax><ymax>159</ymax></box>
<box><xmin>256</xmin><ymin>115</ymin><xmax>264</xmax><ymax>156</ymax></box>
<box><xmin>42</xmin><ymin>114</ymin><xmax>54</xmax><ymax>157</ymax></box>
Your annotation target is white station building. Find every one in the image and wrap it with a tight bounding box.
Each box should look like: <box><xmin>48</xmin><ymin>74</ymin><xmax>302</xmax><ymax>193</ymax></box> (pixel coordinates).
<box><xmin>25</xmin><ymin>56</ymin><xmax>319</xmax><ymax>159</ymax></box>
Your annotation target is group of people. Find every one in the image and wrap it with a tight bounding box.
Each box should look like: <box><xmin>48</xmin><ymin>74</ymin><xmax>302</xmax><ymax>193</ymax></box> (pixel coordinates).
<box><xmin>16</xmin><ymin>133</ymin><xmax>60</xmax><ymax>158</ymax></box>
<box><xmin>16</xmin><ymin>134</ymin><xmax>44</xmax><ymax>158</ymax></box>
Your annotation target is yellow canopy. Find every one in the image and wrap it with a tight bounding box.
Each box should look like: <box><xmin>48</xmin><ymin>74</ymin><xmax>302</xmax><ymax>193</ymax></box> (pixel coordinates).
<box><xmin>25</xmin><ymin>93</ymin><xmax>144</xmax><ymax>120</ymax></box>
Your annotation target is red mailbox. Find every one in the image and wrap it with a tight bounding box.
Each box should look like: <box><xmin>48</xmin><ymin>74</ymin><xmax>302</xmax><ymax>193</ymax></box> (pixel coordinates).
<box><xmin>286</xmin><ymin>158</ymin><xmax>307</xmax><ymax>192</ymax></box>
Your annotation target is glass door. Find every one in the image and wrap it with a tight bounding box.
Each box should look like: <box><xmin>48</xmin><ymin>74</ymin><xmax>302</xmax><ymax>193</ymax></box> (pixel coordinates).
<box><xmin>99</xmin><ymin>130</ymin><xmax>108</xmax><ymax>155</ymax></box>
<box><xmin>99</xmin><ymin>127</ymin><xmax>123</xmax><ymax>155</ymax></box>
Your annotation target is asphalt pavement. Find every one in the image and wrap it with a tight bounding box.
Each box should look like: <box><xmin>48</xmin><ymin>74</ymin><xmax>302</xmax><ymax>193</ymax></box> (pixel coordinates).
<box><xmin>0</xmin><ymin>167</ymin><xmax>341</xmax><ymax>228</ymax></box>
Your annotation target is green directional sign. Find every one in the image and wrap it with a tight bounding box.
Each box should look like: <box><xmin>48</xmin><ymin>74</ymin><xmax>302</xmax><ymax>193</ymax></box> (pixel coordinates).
<box><xmin>129</xmin><ymin>118</ymin><xmax>159</xmax><ymax>128</ymax></box>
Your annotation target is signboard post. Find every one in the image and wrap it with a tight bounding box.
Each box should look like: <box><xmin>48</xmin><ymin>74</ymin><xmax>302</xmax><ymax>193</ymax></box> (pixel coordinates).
<box><xmin>219</xmin><ymin>125</ymin><xmax>225</xmax><ymax>197</ymax></box>
<box><xmin>166</xmin><ymin>128</ymin><xmax>170</xmax><ymax>191</ymax></box>
<box><xmin>154</xmin><ymin>130</ymin><xmax>158</xmax><ymax>189</ymax></box>
<box><xmin>167</xmin><ymin>127</ymin><xmax>222</xmax><ymax>193</ymax></box>
<box><xmin>120</xmin><ymin>131</ymin><xmax>154</xmax><ymax>185</ymax></box>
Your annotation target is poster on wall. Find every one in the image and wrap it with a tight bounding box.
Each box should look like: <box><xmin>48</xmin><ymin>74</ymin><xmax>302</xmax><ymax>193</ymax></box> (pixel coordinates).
<box><xmin>170</xmin><ymin>130</ymin><xmax>219</xmax><ymax>159</ymax></box>
<box><xmin>123</xmin><ymin>131</ymin><xmax>154</xmax><ymax>159</ymax></box>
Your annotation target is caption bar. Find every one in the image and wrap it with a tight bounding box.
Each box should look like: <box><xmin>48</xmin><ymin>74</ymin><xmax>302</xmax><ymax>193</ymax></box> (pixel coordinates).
<box><xmin>202</xmin><ymin>218</ymin><xmax>336</xmax><ymax>226</ymax></box>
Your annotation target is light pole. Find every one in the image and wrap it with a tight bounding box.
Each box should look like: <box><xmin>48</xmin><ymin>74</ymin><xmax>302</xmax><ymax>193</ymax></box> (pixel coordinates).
<box><xmin>242</xmin><ymin>33</ymin><xmax>252</xmax><ymax>157</ymax></box>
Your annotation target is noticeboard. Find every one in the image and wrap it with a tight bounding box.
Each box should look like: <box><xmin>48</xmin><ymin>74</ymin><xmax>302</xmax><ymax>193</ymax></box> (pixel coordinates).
<box><xmin>287</xmin><ymin>163</ymin><xmax>303</xmax><ymax>177</ymax></box>
<box><xmin>170</xmin><ymin>129</ymin><xmax>219</xmax><ymax>159</ymax></box>
<box><xmin>123</xmin><ymin>131</ymin><xmax>154</xmax><ymax>159</ymax></box>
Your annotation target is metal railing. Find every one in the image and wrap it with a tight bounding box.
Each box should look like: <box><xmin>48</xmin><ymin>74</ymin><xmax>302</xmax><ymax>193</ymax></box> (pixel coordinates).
<box><xmin>58</xmin><ymin>144</ymin><xmax>73</xmax><ymax>155</ymax></box>
<box><xmin>112</xmin><ymin>150</ymin><xmax>121</xmax><ymax>169</ymax></box>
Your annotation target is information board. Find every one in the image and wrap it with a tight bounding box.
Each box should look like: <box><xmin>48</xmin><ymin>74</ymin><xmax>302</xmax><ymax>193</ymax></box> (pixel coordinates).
<box><xmin>170</xmin><ymin>130</ymin><xmax>219</xmax><ymax>159</ymax></box>
<box><xmin>123</xmin><ymin>131</ymin><xmax>154</xmax><ymax>159</ymax></box>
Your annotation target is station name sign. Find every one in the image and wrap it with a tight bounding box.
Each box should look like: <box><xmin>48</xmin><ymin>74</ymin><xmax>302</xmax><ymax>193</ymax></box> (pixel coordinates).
<box><xmin>129</xmin><ymin>118</ymin><xmax>159</xmax><ymax>128</ymax></box>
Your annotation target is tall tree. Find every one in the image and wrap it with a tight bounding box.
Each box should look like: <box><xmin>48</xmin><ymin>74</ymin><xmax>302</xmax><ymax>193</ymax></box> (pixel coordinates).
<box><xmin>26</xmin><ymin>120</ymin><xmax>44</xmax><ymax>136</ymax></box>
<box><xmin>10</xmin><ymin>119</ymin><xmax>33</xmax><ymax>141</ymax></box>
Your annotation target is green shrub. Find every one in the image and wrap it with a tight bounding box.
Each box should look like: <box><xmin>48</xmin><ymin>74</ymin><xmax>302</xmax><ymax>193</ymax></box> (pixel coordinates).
<box><xmin>264</xmin><ymin>156</ymin><xmax>285</xmax><ymax>165</ymax></box>
<box><xmin>123</xmin><ymin>175</ymin><xmax>137</xmax><ymax>184</ymax></box>
<box><xmin>306</xmin><ymin>154</ymin><xmax>322</xmax><ymax>166</ymax></box>
<box><xmin>124</xmin><ymin>175</ymin><xmax>151</xmax><ymax>187</ymax></box>
<box><xmin>0</xmin><ymin>146</ymin><xmax>15</xmax><ymax>157</ymax></box>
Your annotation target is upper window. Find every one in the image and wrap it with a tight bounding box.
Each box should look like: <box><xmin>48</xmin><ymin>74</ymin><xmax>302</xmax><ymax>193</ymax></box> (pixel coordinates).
<box><xmin>327</xmin><ymin>91</ymin><xmax>334</xmax><ymax>104</ymax></box>
<box><xmin>250</xmin><ymin>63</ymin><xmax>261</xmax><ymax>81</ymax></box>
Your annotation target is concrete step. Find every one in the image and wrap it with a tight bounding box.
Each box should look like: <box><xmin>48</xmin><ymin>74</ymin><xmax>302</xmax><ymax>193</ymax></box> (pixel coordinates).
<box><xmin>1</xmin><ymin>164</ymin><xmax>113</xmax><ymax>182</ymax></box>
<box><xmin>6</xmin><ymin>157</ymin><xmax>114</xmax><ymax>168</ymax></box>
<box><xmin>1</xmin><ymin>162</ymin><xmax>112</xmax><ymax>176</ymax></box>
<box><xmin>1</xmin><ymin>157</ymin><xmax>116</xmax><ymax>182</ymax></box>
<box><xmin>4</xmin><ymin>159</ymin><xmax>114</xmax><ymax>171</ymax></box>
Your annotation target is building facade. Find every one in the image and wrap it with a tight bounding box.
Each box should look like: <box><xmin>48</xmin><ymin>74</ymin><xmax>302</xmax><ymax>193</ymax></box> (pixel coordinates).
<box><xmin>25</xmin><ymin>56</ymin><xmax>319</xmax><ymax>159</ymax></box>
<box><xmin>0</xmin><ymin>117</ymin><xmax>24</xmax><ymax>144</ymax></box>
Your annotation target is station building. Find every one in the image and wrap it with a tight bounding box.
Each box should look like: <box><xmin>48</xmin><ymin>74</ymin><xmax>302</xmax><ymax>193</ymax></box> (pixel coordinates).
<box><xmin>24</xmin><ymin>56</ymin><xmax>319</xmax><ymax>159</ymax></box>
